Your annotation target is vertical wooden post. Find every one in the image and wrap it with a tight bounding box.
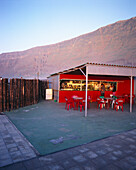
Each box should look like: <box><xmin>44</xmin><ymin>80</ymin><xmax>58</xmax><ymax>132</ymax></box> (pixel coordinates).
<box><xmin>6</xmin><ymin>79</ymin><xmax>10</xmax><ymax>111</ymax></box>
<box><xmin>22</xmin><ymin>79</ymin><xmax>24</xmax><ymax>107</ymax></box>
<box><xmin>33</xmin><ymin>79</ymin><xmax>36</xmax><ymax>104</ymax></box>
<box><xmin>28</xmin><ymin>80</ymin><xmax>30</xmax><ymax>105</ymax></box>
<box><xmin>25</xmin><ymin>80</ymin><xmax>28</xmax><ymax>106</ymax></box>
<box><xmin>26</xmin><ymin>80</ymin><xmax>29</xmax><ymax>106</ymax></box>
<box><xmin>30</xmin><ymin>80</ymin><xmax>31</xmax><ymax>105</ymax></box>
<box><xmin>36</xmin><ymin>79</ymin><xmax>39</xmax><ymax>103</ymax></box>
<box><xmin>16</xmin><ymin>79</ymin><xmax>19</xmax><ymax>109</ymax></box>
<box><xmin>32</xmin><ymin>80</ymin><xmax>34</xmax><ymax>104</ymax></box>
<box><xmin>10</xmin><ymin>79</ymin><xmax>14</xmax><ymax>110</ymax></box>
<box><xmin>5</xmin><ymin>79</ymin><xmax>8</xmax><ymax>111</ymax></box>
<box><xmin>2</xmin><ymin>79</ymin><xmax>6</xmax><ymax>112</ymax></box>
<box><xmin>13</xmin><ymin>79</ymin><xmax>16</xmax><ymax>109</ymax></box>
<box><xmin>17</xmin><ymin>79</ymin><xmax>20</xmax><ymax>108</ymax></box>
<box><xmin>25</xmin><ymin>80</ymin><xmax>27</xmax><ymax>106</ymax></box>
<box><xmin>31</xmin><ymin>80</ymin><xmax>33</xmax><ymax>105</ymax></box>
<box><xmin>0</xmin><ymin>79</ymin><xmax>3</xmax><ymax>112</ymax></box>
<box><xmin>20</xmin><ymin>79</ymin><xmax>24</xmax><ymax>107</ymax></box>
<box><xmin>24</xmin><ymin>79</ymin><xmax>26</xmax><ymax>106</ymax></box>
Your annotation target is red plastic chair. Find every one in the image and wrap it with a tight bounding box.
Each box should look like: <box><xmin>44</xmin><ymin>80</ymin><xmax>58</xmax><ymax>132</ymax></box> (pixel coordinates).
<box><xmin>87</xmin><ymin>96</ymin><xmax>91</xmax><ymax>109</ymax></box>
<box><xmin>104</xmin><ymin>98</ymin><xmax>111</xmax><ymax>109</ymax></box>
<box><xmin>79</xmin><ymin>100</ymin><xmax>85</xmax><ymax>112</ymax></box>
<box><xmin>79</xmin><ymin>96</ymin><xmax>91</xmax><ymax>112</ymax></box>
<box><xmin>97</xmin><ymin>98</ymin><xmax>106</xmax><ymax>110</ymax></box>
<box><xmin>123</xmin><ymin>94</ymin><xmax>129</xmax><ymax>103</ymax></box>
<box><xmin>65</xmin><ymin>97</ymin><xmax>73</xmax><ymax>111</ymax></box>
<box><xmin>97</xmin><ymin>98</ymin><xmax>101</xmax><ymax>109</ymax></box>
<box><xmin>72</xmin><ymin>95</ymin><xmax>79</xmax><ymax>110</ymax></box>
<box><xmin>114</xmin><ymin>99</ymin><xmax>124</xmax><ymax>111</ymax></box>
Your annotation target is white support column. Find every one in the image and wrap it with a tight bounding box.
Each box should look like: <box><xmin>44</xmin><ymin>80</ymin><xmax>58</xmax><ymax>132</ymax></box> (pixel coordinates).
<box><xmin>58</xmin><ymin>74</ymin><xmax>60</xmax><ymax>103</ymax></box>
<box><xmin>130</xmin><ymin>75</ymin><xmax>133</xmax><ymax>112</ymax></box>
<box><xmin>85</xmin><ymin>65</ymin><xmax>88</xmax><ymax>117</ymax></box>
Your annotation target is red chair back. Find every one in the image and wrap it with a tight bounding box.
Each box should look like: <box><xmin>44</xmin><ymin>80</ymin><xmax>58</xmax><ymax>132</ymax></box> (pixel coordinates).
<box><xmin>116</xmin><ymin>98</ymin><xmax>124</xmax><ymax>105</ymax></box>
<box><xmin>114</xmin><ymin>98</ymin><xmax>124</xmax><ymax>111</ymax></box>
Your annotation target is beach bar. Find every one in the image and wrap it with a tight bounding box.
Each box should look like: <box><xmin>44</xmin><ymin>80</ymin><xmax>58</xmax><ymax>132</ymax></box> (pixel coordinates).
<box><xmin>48</xmin><ymin>63</ymin><xmax>136</xmax><ymax>116</ymax></box>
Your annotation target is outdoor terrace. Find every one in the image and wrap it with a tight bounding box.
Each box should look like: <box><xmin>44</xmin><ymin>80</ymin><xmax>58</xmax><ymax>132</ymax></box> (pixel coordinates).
<box><xmin>1</xmin><ymin>100</ymin><xmax>136</xmax><ymax>169</ymax></box>
<box><xmin>4</xmin><ymin>100</ymin><xmax>136</xmax><ymax>155</ymax></box>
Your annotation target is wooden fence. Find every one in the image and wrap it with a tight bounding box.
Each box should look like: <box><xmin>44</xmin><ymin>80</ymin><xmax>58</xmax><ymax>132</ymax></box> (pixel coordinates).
<box><xmin>0</xmin><ymin>78</ymin><xmax>40</xmax><ymax>112</ymax></box>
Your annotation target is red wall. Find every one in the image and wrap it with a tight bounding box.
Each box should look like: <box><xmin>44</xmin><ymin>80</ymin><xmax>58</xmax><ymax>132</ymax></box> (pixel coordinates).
<box><xmin>59</xmin><ymin>74</ymin><xmax>134</xmax><ymax>103</ymax></box>
<box><xmin>60</xmin><ymin>74</ymin><xmax>85</xmax><ymax>80</ymax></box>
<box><xmin>59</xmin><ymin>91</ymin><xmax>113</xmax><ymax>103</ymax></box>
<box><xmin>116</xmin><ymin>80</ymin><xmax>134</xmax><ymax>96</ymax></box>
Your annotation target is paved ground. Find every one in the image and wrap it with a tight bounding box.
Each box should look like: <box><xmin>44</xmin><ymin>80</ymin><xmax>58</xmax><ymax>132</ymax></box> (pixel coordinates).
<box><xmin>1</xmin><ymin>114</ymin><xmax>136</xmax><ymax>169</ymax></box>
<box><xmin>5</xmin><ymin>101</ymin><xmax>136</xmax><ymax>155</ymax></box>
<box><xmin>0</xmin><ymin>115</ymin><xmax>37</xmax><ymax>168</ymax></box>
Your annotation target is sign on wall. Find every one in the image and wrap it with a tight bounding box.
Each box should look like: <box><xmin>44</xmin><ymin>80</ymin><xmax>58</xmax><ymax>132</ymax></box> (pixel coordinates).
<box><xmin>46</xmin><ymin>89</ymin><xmax>53</xmax><ymax>100</ymax></box>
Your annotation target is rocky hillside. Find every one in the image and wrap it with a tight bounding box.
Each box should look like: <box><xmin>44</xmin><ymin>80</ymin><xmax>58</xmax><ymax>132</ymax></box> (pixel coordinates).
<box><xmin>0</xmin><ymin>17</ymin><xmax>136</xmax><ymax>79</ymax></box>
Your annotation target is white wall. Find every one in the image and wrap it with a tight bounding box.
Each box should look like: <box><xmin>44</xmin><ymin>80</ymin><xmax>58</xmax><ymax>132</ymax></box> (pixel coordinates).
<box><xmin>134</xmin><ymin>77</ymin><xmax>136</xmax><ymax>94</ymax></box>
<box><xmin>48</xmin><ymin>75</ymin><xmax>59</xmax><ymax>102</ymax></box>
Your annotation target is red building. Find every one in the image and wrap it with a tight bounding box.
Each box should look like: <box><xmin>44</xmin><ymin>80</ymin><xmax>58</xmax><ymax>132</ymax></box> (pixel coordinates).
<box><xmin>48</xmin><ymin>63</ymin><xmax>136</xmax><ymax>115</ymax></box>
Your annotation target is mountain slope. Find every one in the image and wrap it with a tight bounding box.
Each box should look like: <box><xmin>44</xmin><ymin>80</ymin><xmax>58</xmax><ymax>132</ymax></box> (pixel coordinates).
<box><xmin>0</xmin><ymin>17</ymin><xmax>136</xmax><ymax>78</ymax></box>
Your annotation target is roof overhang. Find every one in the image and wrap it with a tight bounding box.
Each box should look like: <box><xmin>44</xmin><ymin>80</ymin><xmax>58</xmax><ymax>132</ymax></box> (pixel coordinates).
<box><xmin>88</xmin><ymin>64</ymin><xmax>136</xmax><ymax>76</ymax></box>
<box><xmin>48</xmin><ymin>62</ymin><xmax>136</xmax><ymax>77</ymax></box>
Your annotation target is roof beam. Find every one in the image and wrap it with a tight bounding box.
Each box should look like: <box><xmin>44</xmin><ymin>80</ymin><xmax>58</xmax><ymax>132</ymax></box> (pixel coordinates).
<box><xmin>79</xmin><ymin>68</ymin><xmax>86</xmax><ymax>77</ymax></box>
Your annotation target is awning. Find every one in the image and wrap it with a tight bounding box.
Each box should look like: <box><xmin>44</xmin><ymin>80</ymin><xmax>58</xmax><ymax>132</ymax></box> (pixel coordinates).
<box><xmin>84</xmin><ymin>63</ymin><xmax>136</xmax><ymax>117</ymax></box>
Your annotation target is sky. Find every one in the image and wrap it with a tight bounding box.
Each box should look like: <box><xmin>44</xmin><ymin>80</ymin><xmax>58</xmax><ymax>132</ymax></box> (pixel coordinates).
<box><xmin>0</xmin><ymin>0</ymin><xmax>136</xmax><ymax>54</ymax></box>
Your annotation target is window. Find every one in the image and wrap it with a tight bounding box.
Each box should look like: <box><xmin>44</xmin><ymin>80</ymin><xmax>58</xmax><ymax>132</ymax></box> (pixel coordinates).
<box><xmin>102</xmin><ymin>82</ymin><xmax>117</xmax><ymax>91</ymax></box>
<box><xmin>60</xmin><ymin>80</ymin><xmax>81</xmax><ymax>91</ymax></box>
<box><xmin>60</xmin><ymin>79</ymin><xmax>117</xmax><ymax>91</ymax></box>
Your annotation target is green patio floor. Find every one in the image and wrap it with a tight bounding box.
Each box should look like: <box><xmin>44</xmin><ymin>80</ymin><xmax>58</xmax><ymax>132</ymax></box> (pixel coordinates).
<box><xmin>5</xmin><ymin>101</ymin><xmax>136</xmax><ymax>155</ymax></box>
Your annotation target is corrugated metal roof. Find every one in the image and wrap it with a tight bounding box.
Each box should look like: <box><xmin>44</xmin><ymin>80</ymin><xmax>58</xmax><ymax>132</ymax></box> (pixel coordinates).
<box><xmin>48</xmin><ymin>62</ymin><xmax>136</xmax><ymax>77</ymax></box>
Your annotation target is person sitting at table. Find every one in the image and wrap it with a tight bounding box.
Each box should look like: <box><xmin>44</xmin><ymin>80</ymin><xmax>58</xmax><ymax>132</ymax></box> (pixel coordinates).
<box><xmin>112</xmin><ymin>84</ymin><xmax>116</xmax><ymax>96</ymax></box>
<box><xmin>101</xmin><ymin>83</ymin><xmax>105</xmax><ymax>96</ymax></box>
<box><xmin>110</xmin><ymin>84</ymin><xmax>113</xmax><ymax>91</ymax></box>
